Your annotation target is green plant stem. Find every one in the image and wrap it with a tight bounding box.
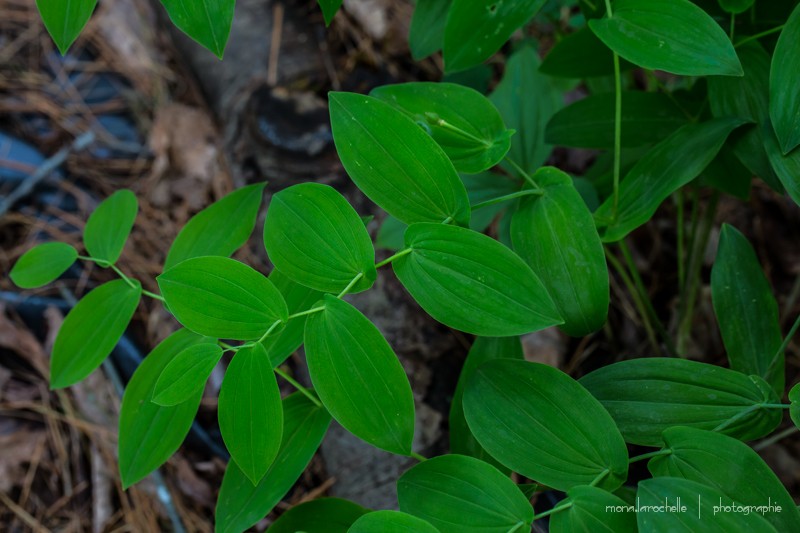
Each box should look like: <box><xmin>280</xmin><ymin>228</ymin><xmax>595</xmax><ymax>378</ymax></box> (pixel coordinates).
<box><xmin>337</xmin><ymin>272</ymin><xmax>364</xmax><ymax>298</ymax></box>
<box><xmin>287</xmin><ymin>306</ymin><xmax>326</xmax><ymax>320</ymax></box>
<box><xmin>603</xmin><ymin>0</ymin><xmax>622</xmax><ymax>218</ymax></box>
<box><xmin>142</xmin><ymin>290</ymin><xmax>166</xmax><ymax>303</ymax></box>
<box><xmin>503</xmin><ymin>157</ymin><xmax>543</xmax><ymax>193</ymax></box>
<box><xmin>274</xmin><ymin>367</ymin><xmax>322</xmax><ymax>408</ymax></box>
<box><xmin>471</xmin><ymin>189</ymin><xmax>543</xmax><ymax>211</ymax></box>
<box><xmin>218</xmin><ymin>341</ymin><xmax>238</xmax><ymax>351</ymax></box>
<box><xmin>257</xmin><ymin>319</ymin><xmax>284</xmax><ymax>344</ymax></box>
<box><xmin>410</xmin><ymin>451</ymin><xmax>427</xmax><ymax>462</ymax></box>
<box><xmin>589</xmin><ymin>469</ymin><xmax>609</xmax><ymax>487</ymax></box>
<box><xmin>675</xmin><ymin>190</ymin><xmax>685</xmax><ymax>293</ymax></box>
<box><xmin>78</xmin><ymin>254</ymin><xmax>166</xmax><ymax>301</ymax></box>
<box><xmin>735</xmin><ymin>24</ymin><xmax>785</xmax><ymax>48</ymax></box>
<box><xmin>767</xmin><ymin>313</ymin><xmax>800</xmax><ymax>378</ymax></box>
<box><xmin>534</xmin><ymin>501</ymin><xmax>573</xmax><ymax>521</ymax></box>
<box><xmin>433</xmin><ymin>118</ymin><xmax>491</xmax><ymax>147</ymax></box>
<box><xmin>753</xmin><ymin>426</ymin><xmax>799</xmax><ymax>452</ymax></box>
<box><xmin>730</xmin><ymin>13</ymin><xmax>736</xmax><ymax>41</ymax></box>
<box><xmin>629</xmin><ymin>449</ymin><xmax>672</xmax><ymax>464</ymax></box>
<box><xmin>375</xmin><ymin>248</ymin><xmax>412</xmax><ymax>269</ymax></box>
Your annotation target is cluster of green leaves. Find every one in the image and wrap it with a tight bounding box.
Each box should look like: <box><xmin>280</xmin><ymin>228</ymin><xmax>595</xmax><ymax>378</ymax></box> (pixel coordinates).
<box><xmin>16</xmin><ymin>0</ymin><xmax>800</xmax><ymax>531</ymax></box>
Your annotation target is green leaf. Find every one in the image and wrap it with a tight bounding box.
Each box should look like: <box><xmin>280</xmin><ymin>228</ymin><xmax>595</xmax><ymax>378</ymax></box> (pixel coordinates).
<box><xmin>164</xmin><ymin>183</ymin><xmax>266</xmax><ymax>271</ymax></box>
<box><xmin>304</xmin><ymin>295</ymin><xmax>415</xmax><ymax>455</ymax></box>
<box><xmin>269</xmin><ymin>498</ymin><xmax>369</xmax><ymax>533</ymax></box>
<box><xmin>550</xmin><ymin>486</ymin><xmax>637</xmax><ymax>533</ymax></box>
<box><xmin>375</xmin><ymin>215</ymin><xmax>408</xmax><ymax>252</ymax></box>
<box><xmin>51</xmin><ymin>279</ymin><xmax>141</xmax><ymax>389</ymax></box>
<box><xmin>545</xmin><ymin>92</ymin><xmax>686</xmax><ymax>149</ymax></box>
<box><xmin>698</xmin><ymin>145</ymin><xmax>752</xmax><ymax>200</ymax></box>
<box><xmin>83</xmin><ymin>189</ymin><xmax>138</xmax><ymax>264</ymax></box>
<box><xmin>443</xmin><ymin>0</ymin><xmax>547</xmax><ymax>72</ymax></box>
<box><xmin>152</xmin><ymin>343</ymin><xmax>223</xmax><ymax>406</ymax></box>
<box><xmin>463</xmin><ymin>359</ymin><xmax>628</xmax><ymax>491</ymax></box>
<box><xmin>790</xmin><ymin>383</ymin><xmax>800</xmax><ymax>429</ymax></box>
<box><xmin>329</xmin><ymin>92</ymin><xmax>470</xmax><ymax>226</ymax></box>
<box><xmin>588</xmin><ymin>0</ymin><xmax>743</xmax><ymax>76</ymax></box>
<box><xmin>10</xmin><ymin>242</ymin><xmax>77</xmax><ymax>289</ymax></box>
<box><xmin>219</xmin><ymin>343</ymin><xmax>283</xmax><ymax>485</ymax></box>
<box><xmin>119</xmin><ymin>329</ymin><xmax>207</xmax><ymax>488</ymax></box>
<box><xmin>349</xmin><ymin>510</ymin><xmax>440</xmax><ymax>533</ymax></box>
<box><xmin>393</xmin><ymin>223</ymin><xmax>562</xmax><ymax>336</ymax></box>
<box><xmin>579</xmin><ymin>358</ymin><xmax>783</xmax><ymax>446</ymax></box>
<box><xmin>511</xmin><ymin>167</ymin><xmax>609</xmax><ymax>336</ymax></box>
<box><xmin>711</xmin><ymin>224</ymin><xmax>783</xmax><ymax>393</ymax></box>
<box><xmin>490</xmin><ymin>45</ymin><xmax>562</xmax><ymax>175</ymax></box>
<box><xmin>718</xmin><ymin>0</ymin><xmax>754</xmax><ymax>14</ymax></box>
<box><xmin>215</xmin><ymin>393</ymin><xmax>331</xmax><ymax>533</ymax></box>
<box><xmin>397</xmin><ymin>454</ymin><xmax>534</xmax><ymax>533</ymax></box>
<box><xmin>160</xmin><ymin>0</ymin><xmax>235</xmax><ymax>58</ymax></box>
<box><xmin>370</xmin><ymin>82</ymin><xmax>513</xmax><ymax>174</ymax></box>
<box><xmin>769</xmin><ymin>3</ymin><xmax>800</xmax><ymax>154</ymax></box>
<box><xmin>450</xmin><ymin>336</ymin><xmax>523</xmax><ymax>471</ymax></box>
<box><xmin>317</xmin><ymin>0</ymin><xmax>343</xmax><ymax>25</ymax></box>
<box><xmin>594</xmin><ymin>118</ymin><xmax>746</xmax><ymax>242</ymax></box>
<box><xmin>764</xmin><ymin>122</ymin><xmax>800</xmax><ymax>207</ymax></box>
<box><xmin>260</xmin><ymin>269</ymin><xmax>324</xmax><ymax>367</ymax></box>
<box><xmin>263</xmin><ymin>183</ymin><xmax>376</xmax><ymax>294</ymax></box>
<box><xmin>35</xmin><ymin>0</ymin><xmax>97</xmax><ymax>54</ymax></box>
<box><xmin>158</xmin><ymin>256</ymin><xmax>288</xmax><ymax>340</ymax></box>
<box><xmin>637</xmin><ymin>478</ymin><xmax>777</xmax><ymax>532</ymax></box>
<box><xmin>649</xmin><ymin>427</ymin><xmax>800</xmax><ymax>532</ymax></box>
<box><xmin>409</xmin><ymin>0</ymin><xmax>451</xmax><ymax>59</ymax></box>
<box><xmin>540</xmin><ymin>27</ymin><xmax>633</xmax><ymax>78</ymax></box>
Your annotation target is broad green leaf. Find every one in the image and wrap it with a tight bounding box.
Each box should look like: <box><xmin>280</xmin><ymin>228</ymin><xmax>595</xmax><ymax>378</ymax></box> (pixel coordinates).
<box><xmin>711</xmin><ymin>224</ymin><xmax>783</xmax><ymax>393</ymax></box>
<box><xmin>393</xmin><ymin>223</ymin><xmax>562</xmax><ymax>336</ymax></box>
<box><xmin>119</xmin><ymin>329</ymin><xmax>207</xmax><ymax>488</ymax></box>
<box><xmin>550</xmin><ymin>486</ymin><xmax>637</xmax><ymax>533</ymax></box>
<box><xmin>152</xmin><ymin>343</ymin><xmax>223</xmax><ymax>406</ymax></box>
<box><xmin>219</xmin><ymin>344</ymin><xmax>283</xmax><ymax>485</ymax></box>
<box><xmin>263</xmin><ymin>183</ymin><xmax>375</xmax><ymax>294</ymax></box>
<box><xmin>588</xmin><ymin>0</ymin><xmax>743</xmax><ymax>77</ymax></box>
<box><xmin>699</xmin><ymin>145</ymin><xmax>752</xmax><ymax>200</ymax></box>
<box><xmin>594</xmin><ymin>118</ymin><xmax>746</xmax><ymax>242</ymax></box>
<box><xmin>764</xmin><ymin>122</ymin><xmax>800</xmax><ymax>207</ymax></box>
<box><xmin>540</xmin><ymin>27</ymin><xmax>633</xmax><ymax>78</ymax></box>
<box><xmin>10</xmin><ymin>242</ymin><xmax>77</xmax><ymax>289</ymax></box>
<box><xmin>158</xmin><ymin>256</ymin><xmax>288</xmax><ymax>340</ymax></box>
<box><xmin>375</xmin><ymin>215</ymin><xmax>408</xmax><ymax>252</ymax></box>
<box><xmin>790</xmin><ymin>383</ymin><xmax>800</xmax><ymax>429</ymax></box>
<box><xmin>490</xmin><ymin>45</ymin><xmax>562</xmax><ymax>175</ymax></box>
<box><xmin>51</xmin><ymin>279</ymin><xmax>141</xmax><ymax>388</ymax></box>
<box><xmin>317</xmin><ymin>0</ymin><xmax>342</xmax><ymax>25</ymax></box>
<box><xmin>579</xmin><ymin>358</ymin><xmax>783</xmax><ymax>446</ymax></box>
<box><xmin>370</xmin><ymin>82</ymin><xmax>513</xmax><ymax>174</ymax></box>
<box><xmin>464</xmin><ymin>359</ymin><xmax>628</xmax><ymax>491</ymax></box>
<box><xmin>442</xmin><ymin>64</ymin><xmax>493</xmax><ymax>93</ymax></box>
<box><xmin>164</xmin><ymin>183</ymin><xmax>266</xmax><ymax>271</ymax></box>
<box><xmin>269</xmin><ymin>498</ymin><xmax>368</xmax><ymax>533</ymax></box>
<box><xmin>649</xmin><ymin>427</ymin><xmax>800</xmax><ymax>532</ymax></box>
<box><xmin>718</xmin><ymin>0</ymin><xmax>754</xmax><ymax>14</ymax></box>
<box><xmin>83</xmin><ymin>189</ymin><xmax>138</xmax><ymax>264</ymax></box>
<box><xmin>449</xmin><ymin>336</ymin><xmax>523</xmax><ymax>470</ymax></box>
<box><xmin>511</xmin><ymin>167</ymin><xmax>609</xmax><ymax>336</ymax></box>
<box><xmin>349</xmin><ymin>510</ymin><xmax>440</xmax><ymax>533</ymax></box>
<box><xmin>35</xmin><ymin>0</ymin><xmax>96</xmax><ymax>54</ymax></box>
<box><xmin>329</xmin><ymin>92</ymin><xmax>470</xmax><ymax>226</ymax></box>
<box><xmin>462</xmin><ymin>172</ymin><xmax>520</xmax><ymax>232</ymax></box>
<box><xmin>215</xmin><ymin>393</ymin><xmax>331</xmax><ymax>533</ymax></box>
<box><xmin>397</xmin><ymin>454</ymin><xmax>533</xmax><ymax>533</ymax></box>
<box><xmin>409</xmin><ymin>0</ymin><xmax>451</xmax><ymax>59</ymax></box>
<box><xmin>260</xmin><ymin>270</ymin><xmax>324</xmax><ymax>367</ymax></box>
<box><xmin>443</xmin><ymin>0</ymin><xmax>546</xmax><ymax>73</ymax></box>
<box><xmin>545</xmin><ymin>92</ymin><xmax>686</xmax><ymax>149</ymax></box>
<box><xmin>637</xmin><ymin>478</ymin><xmax>777</xmax><ymax>532</ymax></box>
<box><xmin>304</xmin><ymin>295</ymin><xmax>415</xmax><ymax>455</ymax></box>
<box><xmin>770</xmin><ymin>3</ymin><xmax>800</xmax><ymax>154</ymax></box>
<box><xmin>161</xmin><ymin>0</ymin><xmax>235</xmax><ymax>58</ymax></box>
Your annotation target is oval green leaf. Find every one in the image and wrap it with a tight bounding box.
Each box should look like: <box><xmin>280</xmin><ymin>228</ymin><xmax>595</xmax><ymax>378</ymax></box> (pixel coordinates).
<box><xmin>10</xmin><ymin>242</ymin><xmax>77</xmax><ymax>289</ymax></box>
<box><xmin>215</xmin><ymin>393</ymin><xmax>331</xmax><ymax>533</ymax></box>
<box><xmin>764</xmin><ymin>123</ymin><xmax>800</xmax><ymax>207</ymax></box>
<box><xmin>540</xmin><ymin>27</ymin><xmax>633</xmax><ymax>78</ymax></box>
<box><xmin>349</xmin><ymin>510</ymin><xmax>440</xmax><ymax>533</ymax></box>
<box><xmin>119</xmin><ymin>329</ymin><xmax>207</xmax><ymax>488</ymax></box>
<box><xmin>397</xmin><ymin>454</ymin><xmax>533</xmax><ymax>533</ymax></box>
<box><xmin>304</xmin><ymin>295</ymin><xmax>415</xmax><ymax>455</ymax></box>
<box><xmin>370</xmin><ymin>82</ymin><xmax>513</xmax><ymax>174</ymax></box>
<box><xmin>464</xmin><ymin>359</ymin><xmax>628</xmax><ymax>491</ymax></box>
<box><xmin>329</xmin><ymin>92</ymin><xmax>470</xmax><ymax>226</ymax></box>
<box><xmin>409</xmin><ymin>0</ymin><xmax>451</xmax><ymax>59</ymax></box>
<box><xmin>550</xmin><ymin>486</ymin><xmax>637</xmax><ymax>533</ymax></box>
<box><xmin>51</xmin><ymin>279</ymin><xmax>141</xmax><ymax>389</ymax></box>
<box><xmin>218</xmin><ymin>343</ymin><xmax>283</xmax><ymax>485</ymax></box>
<box><xmin>158</xmin><ymin>256</ymin><xmax>288</xmax><ymax>340</ymax></box>
<box><xmin>269</xmin><ymin>498</ymin><xmax>368</xmax><ymax>533</ymax></box>
<box><xmin>393</xmin><ymin>223</ymin><xmax>562</xmax><ymax>336</ymax></box>
<box><xmin>769</xmin><ymin>3</ymin><xmax>800</xmax><ymax>154</ymax></box>
<box><xmin>511</xmin><ymin>167</ymin><xmax>609</xmax><ymax>337</ymax></box>
<box><xmin>649</xmin><ymin>427</ymin><xmax>800</xmax><ymax>532</ymax></box>
<box><xmin>164</xmin><ymin>183</ymin><xmax>266</xmax><ymax>271</ymax></box>
<box><xmin>161</xmin><ymin>0</ymin><xmax>235</xmax><ymax>58</ymax></box>
<box><xmin>443</xmin><ymin>0</ymin><xmax>547</xmax><ymax>73</ymax></box>
<box><xmin>594</xmin><ymin>117</ymin><xmax>746</xmax><ymax>242</ymax></box>
<box><xmin>588</xmin><ymin>0</ymin><xmax>743</xmax><ymax>76</ymax></box>
<box><xmin>35</xmin><ymin>0</ymin><xmax>97</xmax><ymax>54</ymax></box>
<box><xmin>579</xmin><ymin>358</ymin><xmax>783</xmax><ymax>446</ymax></box>
<box><xmin>263</xmin><ymin>183</ymin><xmax>376</xmax><ymax>294</ymax></box>
<box><xmin>152</xmin><ymin>343</ymin><xmax>223</xmax><ymax>406</ymax></box>
<box><xmin>83</xmin><ymin>189</ymin><xmax>138</xmax><ymax>264</ymax></box>
<box><xmin>712</xmin><ymin>224</ymin><xmax>784</xmax><ymax>393</ymax></box>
